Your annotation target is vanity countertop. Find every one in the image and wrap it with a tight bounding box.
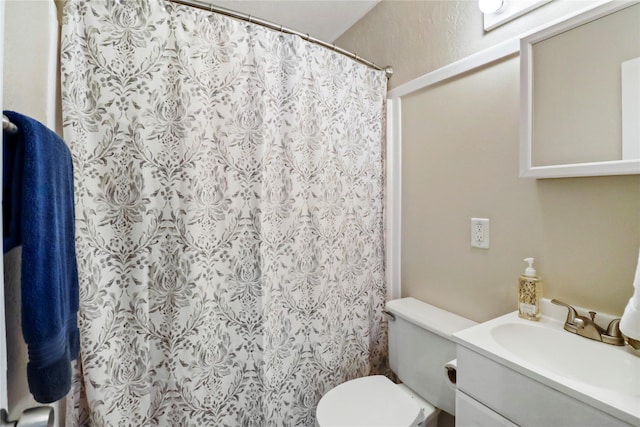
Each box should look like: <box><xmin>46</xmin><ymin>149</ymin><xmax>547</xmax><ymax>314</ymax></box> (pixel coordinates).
<box><xmin>453</xmin><ymin>299</ymin><xmax>640</xmax><ymax>426</ymax></box>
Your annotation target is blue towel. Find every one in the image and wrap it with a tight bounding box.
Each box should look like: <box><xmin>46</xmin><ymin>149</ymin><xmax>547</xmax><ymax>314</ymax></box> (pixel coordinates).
<box><xmin>3</xmin><ymin>111</ymin><xmax>79</xmax><ymax>403</ymax></box>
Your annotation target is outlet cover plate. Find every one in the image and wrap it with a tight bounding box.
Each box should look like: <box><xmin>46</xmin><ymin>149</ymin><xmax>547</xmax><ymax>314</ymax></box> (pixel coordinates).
<box><xmin>471</xmin><ymin>218</ymin><xmax>490</xmax><ymax>249</ymax></box>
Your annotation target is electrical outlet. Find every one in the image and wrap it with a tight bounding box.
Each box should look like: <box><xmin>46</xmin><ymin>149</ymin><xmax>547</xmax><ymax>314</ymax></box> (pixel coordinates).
<box><xmin>471</xmin><ymin>218</ymin><xmax>490</xmax><ymax>249</ymax></box>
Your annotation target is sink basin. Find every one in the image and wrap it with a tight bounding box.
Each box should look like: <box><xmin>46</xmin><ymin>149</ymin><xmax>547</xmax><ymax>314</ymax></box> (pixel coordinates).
<box><xmin>490</xmin><ymin>322</ymin><xmax>640</xmax><ymax>397</ymax></box>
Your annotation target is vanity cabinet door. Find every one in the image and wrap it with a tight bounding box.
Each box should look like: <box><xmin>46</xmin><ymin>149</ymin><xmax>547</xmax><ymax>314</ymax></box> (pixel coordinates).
<box><xmin>456</xmin><ymin>390</ymin><xmax>518</xmax><ymax>427</ymax></box>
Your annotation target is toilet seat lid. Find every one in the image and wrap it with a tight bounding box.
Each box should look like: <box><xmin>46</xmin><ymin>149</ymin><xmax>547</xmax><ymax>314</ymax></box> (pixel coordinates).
<box><xmin>316</xmin><ymin>376</ymin><xmax>424</xmax><ymax>427</ymax></box>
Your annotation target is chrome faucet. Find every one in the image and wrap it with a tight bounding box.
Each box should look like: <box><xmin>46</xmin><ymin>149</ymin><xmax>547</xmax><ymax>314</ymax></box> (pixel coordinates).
<box><xmin>551</xmin><ymin>299</ymin><xmax>624</xmax><ymax>346</ymax></box>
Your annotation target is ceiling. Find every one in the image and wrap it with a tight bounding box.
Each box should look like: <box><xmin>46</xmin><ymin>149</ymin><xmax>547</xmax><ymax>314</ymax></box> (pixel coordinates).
<box><xmin>209</xmin><ymin>1</ymin><xmax>380</xmax><ymax>42</ymax></box>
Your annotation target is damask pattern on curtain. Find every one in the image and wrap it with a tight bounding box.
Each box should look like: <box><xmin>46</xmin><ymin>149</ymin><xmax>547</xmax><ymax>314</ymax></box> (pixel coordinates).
<box><xmin>60</xmin><ymin>1</ymin><xmax>388</xmax><ymax>425</ymax></box>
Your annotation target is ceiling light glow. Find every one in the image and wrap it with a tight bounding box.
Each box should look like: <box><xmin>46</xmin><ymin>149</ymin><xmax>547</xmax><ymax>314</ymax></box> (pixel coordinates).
<box><xmin>479</xmin><ymin>0</ymin><xmax>505</xmax><ymax>14</ymax></box>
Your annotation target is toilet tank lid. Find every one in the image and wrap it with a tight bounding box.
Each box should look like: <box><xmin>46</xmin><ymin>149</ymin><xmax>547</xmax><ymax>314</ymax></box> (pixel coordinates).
<box><xmin>386</xmin><ymin>297</ymin><xmax>477</xmax><ymax>338</ymax></box>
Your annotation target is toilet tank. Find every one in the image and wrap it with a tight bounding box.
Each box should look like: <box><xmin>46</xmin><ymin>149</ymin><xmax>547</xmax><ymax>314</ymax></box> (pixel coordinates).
<box><xmin>386</xmin><ymin>298</ymin><xmax>476</xmax><ymax>416</ymax></box>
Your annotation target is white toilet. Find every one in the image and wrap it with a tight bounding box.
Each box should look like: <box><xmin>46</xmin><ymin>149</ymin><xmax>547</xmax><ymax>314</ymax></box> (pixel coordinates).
<box><xmin>316</xmin><ymin>297</ymin><xmax>476</xmax><ymax>427</ymax></box>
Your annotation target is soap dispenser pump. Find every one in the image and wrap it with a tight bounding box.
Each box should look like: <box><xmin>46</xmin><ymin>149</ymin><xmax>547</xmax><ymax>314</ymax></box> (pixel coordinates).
<box><xmin>519</xmin><ymin>257</ymin><xmax>542</xmax><ymax>321</ymax></box>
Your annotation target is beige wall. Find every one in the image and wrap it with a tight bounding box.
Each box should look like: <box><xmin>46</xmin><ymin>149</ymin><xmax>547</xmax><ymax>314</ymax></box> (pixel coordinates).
<box><xmin>337</xmin><ymin>1</ymin><xmax>640</xmax><ymax>322</ymax></box>
<box><xmin>337</xmin><ymin>0</ymin><xmax>604</xmax><ymax>92</ymax></box>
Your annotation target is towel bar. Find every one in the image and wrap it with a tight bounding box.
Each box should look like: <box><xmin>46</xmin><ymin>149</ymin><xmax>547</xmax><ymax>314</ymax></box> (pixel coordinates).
<box><xmin>2</xmin><ymin>115</ymin><xmax>18</xmax><ymax>134</ymax></box>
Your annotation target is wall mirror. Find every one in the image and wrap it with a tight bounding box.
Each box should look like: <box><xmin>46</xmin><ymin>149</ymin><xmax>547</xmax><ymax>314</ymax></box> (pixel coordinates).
<box><xmin>520</xmin><ymin>1</ymin><xmax>640</xmax><ymax>178</ymax></box>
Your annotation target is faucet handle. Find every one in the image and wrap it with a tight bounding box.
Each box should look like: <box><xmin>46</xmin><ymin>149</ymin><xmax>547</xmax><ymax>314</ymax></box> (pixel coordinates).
<box><xmin>551</xmin><ymin>299</ymin><xmax>579</xmax><ymax>325</ymax></box>
<box><xmin>602</xmin><ymin>318</ymin><xmax>625</xmax><ymax>346</ymax></box>
<box><xmin>606</xmin><ymin>318</ymin><xmax>622</xmax><ymax>337</ymax></box>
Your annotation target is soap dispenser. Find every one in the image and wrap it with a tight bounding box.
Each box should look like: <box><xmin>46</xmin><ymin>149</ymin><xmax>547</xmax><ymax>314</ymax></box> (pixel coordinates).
<box><xmin>519</xmin><ymin>257</ymin><xmax>542</xmax><ymax>321</ymax></box>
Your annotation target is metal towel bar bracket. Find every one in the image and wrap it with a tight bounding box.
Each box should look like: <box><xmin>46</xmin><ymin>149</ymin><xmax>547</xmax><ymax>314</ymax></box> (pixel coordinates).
<box><xmin>2</xmin><ymin>115</ymin><xmax>18</xmax><ymax>134</ymax></box>
<box><xmin>1</xmin><ymin>407</ymin><xmax>54</xmax><ymax>427</ymax></box>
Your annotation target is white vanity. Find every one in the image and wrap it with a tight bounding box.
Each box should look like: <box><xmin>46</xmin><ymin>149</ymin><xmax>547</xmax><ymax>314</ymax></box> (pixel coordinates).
<box><xmin>453</xmin><ymin>299</ymin><xmax>640</xmax><ymax>427</ymax></box>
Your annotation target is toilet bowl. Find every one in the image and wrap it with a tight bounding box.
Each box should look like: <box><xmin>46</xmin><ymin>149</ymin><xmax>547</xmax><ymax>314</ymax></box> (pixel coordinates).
<box><xmin>315</xmin><ymin>297</ymin><xmax>476</xmax><ymax>427</ymax></box>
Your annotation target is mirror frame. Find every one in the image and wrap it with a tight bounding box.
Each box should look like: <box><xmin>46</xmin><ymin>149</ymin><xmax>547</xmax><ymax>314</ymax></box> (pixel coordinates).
<box><xmin>519</xmin><ymin>0</ymin><xmax>640</xmax><ymax>178</ymax></box>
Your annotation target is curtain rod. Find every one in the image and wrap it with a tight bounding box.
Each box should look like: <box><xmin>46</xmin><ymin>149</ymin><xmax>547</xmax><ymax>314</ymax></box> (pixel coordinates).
<box><xmin>167</xmin><ymin>0</ymin><xmax>393</xmax><ymax>78</ymax></box>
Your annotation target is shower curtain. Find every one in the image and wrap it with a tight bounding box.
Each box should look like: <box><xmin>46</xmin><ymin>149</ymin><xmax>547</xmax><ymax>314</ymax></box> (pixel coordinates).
<box><xmin>60</xmin><ymin>0</ymin><xmax>387</xmax><ymax>425</ymax></box>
